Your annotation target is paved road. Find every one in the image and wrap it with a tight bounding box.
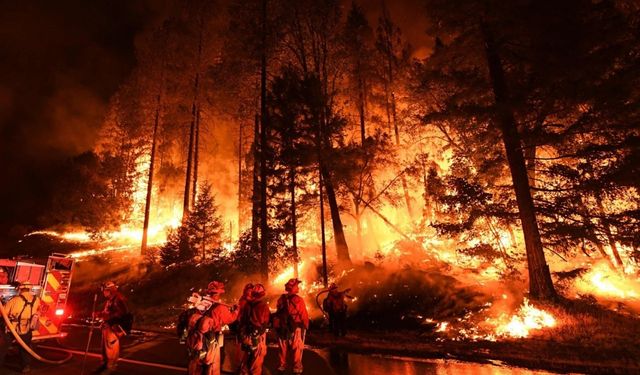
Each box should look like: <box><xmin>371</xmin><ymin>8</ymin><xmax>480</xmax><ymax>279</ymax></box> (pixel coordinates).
<box><xmin>0</xmin><ymin>326</ymin><xmax>556</xmax><ymax>375</ymax></box>
<box><xmin>1</xmin><ymin>326</ymin><xmax>334</xmax><ymax>375</ymax></box>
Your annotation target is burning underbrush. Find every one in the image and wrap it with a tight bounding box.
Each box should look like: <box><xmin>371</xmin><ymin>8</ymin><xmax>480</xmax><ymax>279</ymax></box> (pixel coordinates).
<box><xmin>321</xmin><ymin>260</ymin><xmax>561</xmax><ymax>342</ymax></box>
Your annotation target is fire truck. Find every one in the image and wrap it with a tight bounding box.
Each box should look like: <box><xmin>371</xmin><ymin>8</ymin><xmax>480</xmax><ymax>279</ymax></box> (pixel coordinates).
<box><xmin>0</xmin><ymin>253</ymin><xmax>75</xmax><ymax>340</ymax></box>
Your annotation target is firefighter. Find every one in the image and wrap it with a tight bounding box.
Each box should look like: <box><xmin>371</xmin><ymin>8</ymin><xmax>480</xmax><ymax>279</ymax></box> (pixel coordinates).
<box><xmin>1</xmin><ymin>281</ymin><xmax>41</xmax><ymax>373</ymax></box>
<box><xmin>274</xmin><ymin>278</ymin><xmax>308</xmax><ymax>374</ymax></box>
<box><xmin>94</xmin><ymin>281</ymin><xmax>128</xmax><ymax>375</ymax></box>
<box><xmin>233</xmin><ymin>283</ymin><xmax>254</xmax><ymax>367</ymax></box>
<box><xmin>0</xmin><ymin>267</ymin><xmax>8</xmax><ymax>285</ymax></box>
<box><xmin>238</xmin><ymin>283</ymin><xmax>254</xmax><ymax>316</ymax></box>
<box><xmin>238</xmin><ymin>284</ymin><xmax>269</xmax><ymax>375</ymax></box>
<box><xmin>322</xmin><ymin>283</ymin><xmax>348</xmax><ymax>337</ymax></box>
<box><xmin>187</xmin><ymin>281</ymin><xmax>238</xmax><ymax>375</ymax></box>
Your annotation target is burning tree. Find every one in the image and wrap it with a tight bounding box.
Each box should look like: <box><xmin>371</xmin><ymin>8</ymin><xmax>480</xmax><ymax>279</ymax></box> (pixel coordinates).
<box><xmin>160</xmin><ymin>182</ymin><xmax>222</xmax><ymax>265</ymax></box>
<box><xmin>416</xmin><ymin>0</ymin><xmax>640</xmax><ymax>299</ymax></box>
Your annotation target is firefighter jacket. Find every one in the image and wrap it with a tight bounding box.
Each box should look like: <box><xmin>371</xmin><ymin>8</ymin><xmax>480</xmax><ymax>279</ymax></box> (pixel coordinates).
<box><xmin>200</xmin><ymin>303</ymin><xmax>238</xmax><ymax>334</ymax></box>
<box><xmin>239</xmin><ymin>299</ymin><xmax>270</xmax><ymax>335</ymax></box>
<box><xmin>323</xmin><ymin>291</ymin><xmax>347</xmax><ymax>314</ymax></box>
<box><xmin>5</xmin><ymin>290</ymin><xmax>41</xmax><ymax>334</ymax></box>
<box><xmin>274</xmin><ymin>293</ymin><xmax>309</xmax><ymax>330</ymax></box>
<box><xmin>99</xmin><ymin>292</ymin><xmax>128</xmax><ymax>325</ymax></box>
<box><xmin>237</xmin><ymin>296</ymin><xmax>250</xmax><ymax>321</ymax></box>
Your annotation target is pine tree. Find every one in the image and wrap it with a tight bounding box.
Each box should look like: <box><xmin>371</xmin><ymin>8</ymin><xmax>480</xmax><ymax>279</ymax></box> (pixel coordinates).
<box><xmin>187</xmin><ymin>182</ymin><xmax>223</xmax><ymax>262</ymax></box>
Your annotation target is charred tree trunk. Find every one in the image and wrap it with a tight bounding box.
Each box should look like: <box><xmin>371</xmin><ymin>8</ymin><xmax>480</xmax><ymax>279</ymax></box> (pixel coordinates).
<box><xmin>183</xmin><ymin>93</ymin><xmax>197</xmax><ymax>223</ymax></box>
<box><xmin>378</xmin><ymin>3</ymin><xmax>413</xmax><ymax>220</ymax></box>
<box><xmin>391</xmin><ymin>92</ymin><xmax>413</xmax><ymax>219</ymax></box>
<box><xmin>321</xmin><ymin>165</ymin><xmax>351</xmax><ymax>265</ymax></box>
<box><xmin>290</xmin><ymin>165</ymin><xmax>299</xmax><ymax>278</ymax></box>
<box><xmin>238</xmin><ymin>121</ymin><xmax>244</xmax><ymax>233</ymax></box>
<box><xmin>594</xmin><ymin>241</ymin><xmax>618</xmax><ymax>271</ymax></box>
<box><xmin>524</xmin><ymin>143</ymin><xmax>536</xmax><ymax>189</ymax></box>
<box><xmin>596</xmin><ymin>197</ymin><xmax>624</xmax><ymax>268</ymax></box>
<box><xmin>202</xmin><ymin>227</ymin><xmax>206</xmax><ymax>261</ymax></box>
<box><xmin>319</xmin><ymin>168</ymin><xmax>328</xmax><ymax>287</ymax></box>
<box><xmin>259</xmin><ymin>0</ymin><xmax>270</xmax><ymax>282</ymax></box>
<box><xmin>192</xmin><ymin>110</ymin><xmax>200</xmax><ymax>206</ymax></box>
<box><xmin>357</xmin><ymin>65</ymin><xmax>366</xmax><ymax>144</ymax></box>
<box><xmin>251</xmin><ymin>115</ymin><xmax>260</xmax><ymax>257</ymax></box>
<box><xmin>482</xmin><ymin>23</ymin><xmax>556</xmax><ymax>300</ymax></box>
<box><xmin>182</xmin><ymin>19</ymin><xmax>203</xmax><ymax>223</ymax></box>
<box><xmin>420</xmin><ymin>155</ymin><xmax>432</xmax><ymax>224</ymax></box>
<box><xmin>354</xmin><ymin>200</ymin><xmax>363</xmax><ymax>258</ymax></box>
<box><xmin>141</xmin><ymin>91</ymin><xmax>162</xmax><ymax>256</ymax></box>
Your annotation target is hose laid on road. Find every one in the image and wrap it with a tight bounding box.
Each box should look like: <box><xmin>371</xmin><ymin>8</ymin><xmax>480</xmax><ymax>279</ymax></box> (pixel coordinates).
<box><xmin>0</xmin><ymin>299</ymin><xmax>73</xmax><ymax>364</ymax></box>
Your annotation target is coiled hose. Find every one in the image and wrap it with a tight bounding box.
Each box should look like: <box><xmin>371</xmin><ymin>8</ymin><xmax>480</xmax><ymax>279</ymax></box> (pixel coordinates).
<box><xmin>0</xmin><ymin>299</ymin><xmax>73</xmax><ymax>364</ymax></box>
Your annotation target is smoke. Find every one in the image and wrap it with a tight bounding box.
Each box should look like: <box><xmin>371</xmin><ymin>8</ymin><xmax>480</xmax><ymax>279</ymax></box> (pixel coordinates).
<box><xmin>0</xmin><ymin>0</ymin><xmax>154</xmax><ymax>236</ymax></box>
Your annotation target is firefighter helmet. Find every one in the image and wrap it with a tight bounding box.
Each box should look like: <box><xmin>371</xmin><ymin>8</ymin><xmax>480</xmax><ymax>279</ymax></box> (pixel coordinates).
<box><xmin>285</xmin><ymin>278</ymin><xmax>302</xmax><ymax>292</ymax></box>
<box><xmin>243</xmin><ymin>283</ymin><xmax>254</xmax><ymax>295</ymax></box>
<box><xmin>17</xmin><ymin>281</ymin><xmax>34</xmax><ymax>290</ymax></box>
<box><xmin>102</xmin><ymin>281</ymin><xmax>118</xmax><ymax>291</ymax></box>
<box><xmin>207</xmin><ymin>281</ymin><xmax>225</xmax><ymax>294</ymax></box>
<box><xmin>251</xmin><ymin>283</ymin><xmax>266</xmax><ymax>299</ymax></box>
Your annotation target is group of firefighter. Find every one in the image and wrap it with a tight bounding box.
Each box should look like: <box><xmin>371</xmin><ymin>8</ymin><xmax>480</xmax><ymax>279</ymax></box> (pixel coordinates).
<box><xmin>180</xmin><ymin>278</ymin><xmax>351</xmax><ymax>375</ymax></box>
<box><xmin>0</xmin><ymin>264</ymin><xmax>351</xmax><ymax>375</ymax></box>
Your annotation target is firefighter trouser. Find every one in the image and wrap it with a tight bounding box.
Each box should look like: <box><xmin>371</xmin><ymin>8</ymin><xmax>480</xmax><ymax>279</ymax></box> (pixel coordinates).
<box><xmin>188</xmin><ymin>335</ymin><xmax>221</xmax><ymax>375</ymax></box>
<box><xmin>0</xmin><ymin>329</ymin><xmax>33</xmax><ymax>369</ymax></box>
<box><xmin>240</xmin><ymin>333</ymin><xmax>266</xmax><ymax>375</ymax></box>
<box><xmin>0</xmin><ymin>326</ymin><xmax>9</xmax><ymax>366</ymax></box>
<box><xmin>329</xmin><ymin>310</ymin><xmax>347</xmax><ymax>337</ymax></box>
<box><xmin>101</xmin><ymin>324</ymin><xmax>120</xmax><ymax>369</ymax></box>
<box><xmin>278</xmin><ymin>328</ymin><xmax>305</xmax><ymax>373</ymax></box>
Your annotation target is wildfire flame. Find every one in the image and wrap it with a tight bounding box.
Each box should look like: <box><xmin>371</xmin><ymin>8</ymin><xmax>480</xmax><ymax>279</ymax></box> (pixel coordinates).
<box><xmin>574</xmin><ymin>262</ymin><xmax>640</xmax><ymax>300</ymax></box>
<box><xmin>493</xmin><ymin>298</ymin><xmax>556</xmax><ymax>339</ymax></box>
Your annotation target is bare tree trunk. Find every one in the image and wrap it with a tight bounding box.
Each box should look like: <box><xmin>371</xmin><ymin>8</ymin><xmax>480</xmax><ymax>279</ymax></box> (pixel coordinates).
<box><xmin>354</xmin><ymin>201</ymin><xmax>363</xmax><ymax>259</ymax></box>
<box><xmin>378</xmin><ymin>3</ymin><xmax>413</xmax><ymax>219</ymax></box>
<box><xmin>182</xmin><ymin>19</ymin><xmax>204</xmax><ymax>223</ymax></box>
<box><xmin>358</xmin><ymin>68</ymin><xmax>366</xmax><ymax>144</ymax></box>
<box><xmin>321</xmin><ymin>164</ymin><xmax>351</xmax><ymax>265</ymax></box>
<box><xmin>183</xmin><ymin>95</ymin><xmax>197</xmax><ymax>223</ymax></box>
<box><xmin>141</xmin><ymin>91</ymin><xmax>162</xmax><ymax>256</ymax></box>
<box><xmin>290</xmin><ymin>165</ymin><xmax>299</xmax><ymax>278</ymax></box>
<box><xmin>482</xmin><ymin>23</ymin><xmax>556</xmax><ymax>300</ymax></box>
<box><xmin>420</xmin><ymin>155</ymin><xmax>432</xmax><ymax>224</ymax></box>
<box><xmin>319</xmin><ymin>168</ymin><xmax>328</xmax><ymax>287</ymax></box>
<box><xmin>391</xmin><ymin>92</ymin><xmax>413</xmax><ymax>219</ymax></box>
<box><xmin>202</xmin><ymin>227</ymin><xmax>206</xmax><ymax>261</ymax></box>
<box><xmin>192</xmin><ymin>109</ymin><xmax>200</xmax><ymax>206</ymax></box>
<box><xmin>524</xmin><ymin>143</ymin><xmax>536</xmax><ymax>189</ymax></box>
<box><xmin>238</xmin><ymin>121</ymin><xmax>244</xmax><ymax>233</ymax></box>
<box><xmin>594</xmin><ymin>241</ymin><xmax>617</xmax><ymax>271</ymax></box>
<box><xmin>596</xmin><ymin>198</ymin><xmax>624</xmax><ymax>268</ymax></box>
<box><xmin>259</xmin><ymin>0</ymin><xmax>270</xmax><ymax>282</ymax></box>
<box><xmin>251</xmin><ymin>115</ymin><xmax>260</xmax><ymax>256</ymax></box>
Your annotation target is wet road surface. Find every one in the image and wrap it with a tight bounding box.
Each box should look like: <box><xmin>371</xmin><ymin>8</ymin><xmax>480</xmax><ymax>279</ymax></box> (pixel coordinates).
<box><xmin>0</xmin><ymin>326</ymin><xmax>561</xmax><ymax>374</ymax></box>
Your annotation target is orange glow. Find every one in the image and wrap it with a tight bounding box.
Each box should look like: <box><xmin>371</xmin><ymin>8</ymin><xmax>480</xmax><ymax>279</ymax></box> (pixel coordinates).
<box><xmin>493</xmin><ymin>298</ymin><xmax>556</xmax><ymax>339</ymax></box>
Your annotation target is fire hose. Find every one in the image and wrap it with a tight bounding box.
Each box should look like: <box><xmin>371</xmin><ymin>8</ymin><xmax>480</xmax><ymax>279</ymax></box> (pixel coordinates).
<box><xmin>315</xmin><ymin>289</ymin><xmax>329</xmax><ymax>319</ymax></box>
<box><xmin>0</xmin><ymin>299</ymin><xmax>73</xmax><ymax>364</ymax></box>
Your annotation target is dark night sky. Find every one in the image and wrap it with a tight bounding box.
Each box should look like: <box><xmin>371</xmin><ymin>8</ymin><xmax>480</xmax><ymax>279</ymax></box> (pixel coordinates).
<box><xmin>0</xmin><ymin>0</ymin><xmax>429</xmax><ymax>239</ymax></box>
<box><xmin>0</xmin><ymin>0</ymin><xmax>156</xmax><ymax>237</ymax></box>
